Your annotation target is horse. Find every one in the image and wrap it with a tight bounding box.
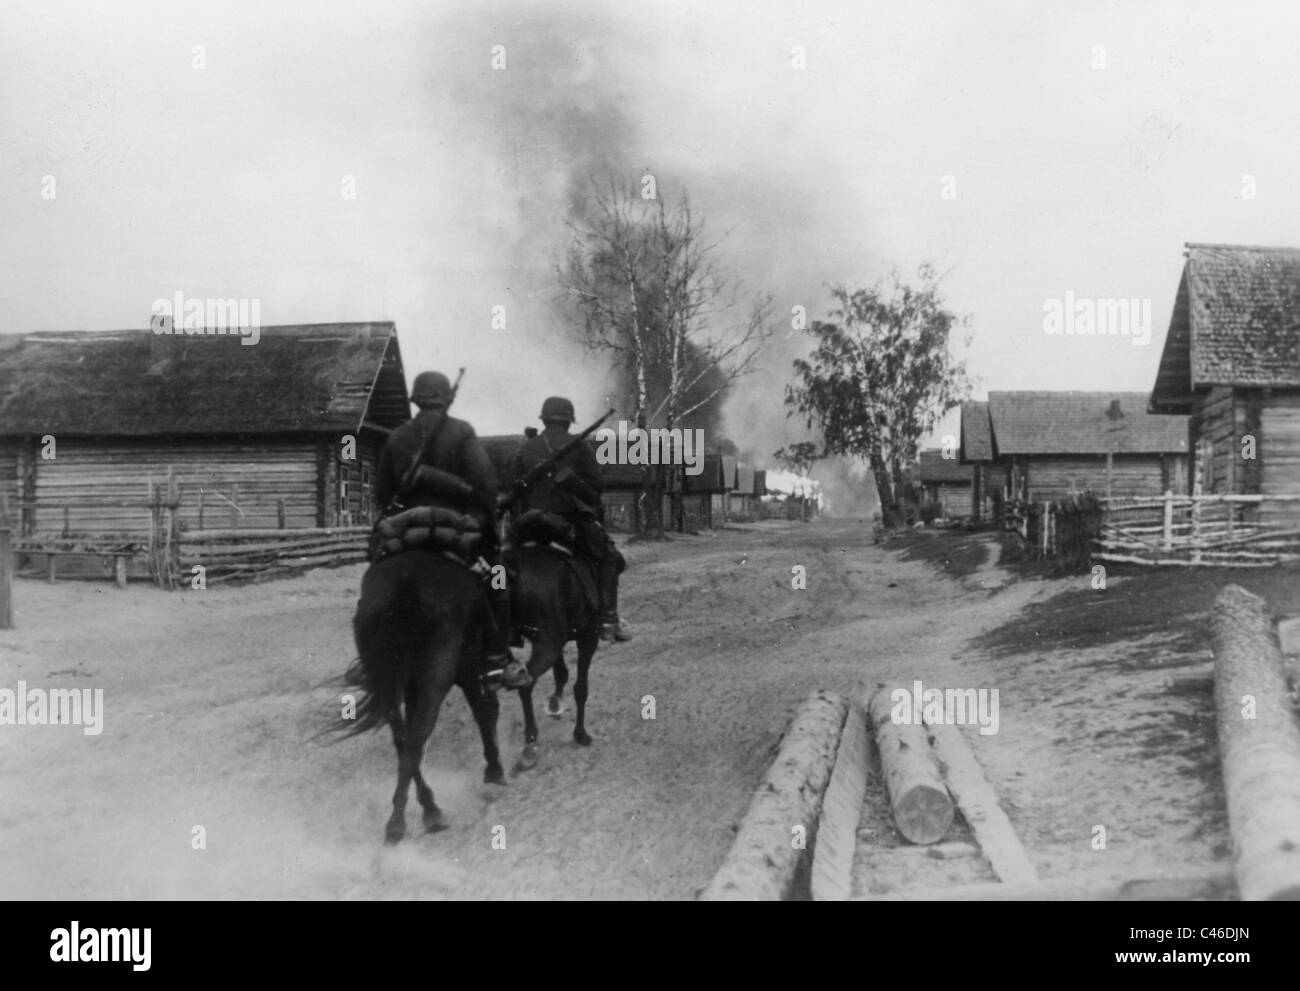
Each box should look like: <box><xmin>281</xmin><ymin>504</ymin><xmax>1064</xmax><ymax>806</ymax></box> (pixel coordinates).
<box><xmin>342</xmin><ymin>548</ymin><xmax>505</xmax><ymax>844</ymax></box>
<box><xmin>507</xmin><ymin>542</ymin><xmax>603</xmax><ymax>769</ymax></box>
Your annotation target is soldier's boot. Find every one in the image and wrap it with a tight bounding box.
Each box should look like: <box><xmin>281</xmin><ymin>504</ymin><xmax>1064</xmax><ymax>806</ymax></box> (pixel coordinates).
<box><xmin>484</xmin><ymin>581</ymin><xmax>531</xmax><ymax>690</ymax></box>
<box><xmin>597</xmin><ymin>556</ymin><xmax>631</xmax><ymax>643</ymax></box>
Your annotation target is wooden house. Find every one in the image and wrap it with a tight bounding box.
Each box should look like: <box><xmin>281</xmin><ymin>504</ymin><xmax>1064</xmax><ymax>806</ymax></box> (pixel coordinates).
<box><xmin>986</xmin><ymin>391</ymin><xmax>1188</xmax><ymax>502</ymax></box>
<box><xmin>959</xmin><ymin>400</ymin><xmax>995</xmax><ymax>520</ymax></box>
<box><xmin>0</xmin><ymin>323</ymin><xmax>408</xmax><ymax>542</ymax></box>
<box><xmin>918</xmin><ymin>449</ymin><xmax>974</xmax><ymax>518</ymax></box>
<box><xmin>1148</xmin><ymin>243</ymin><xmax>1300</xmax><ymax>523</ymax></box>
<box><xmin>682</xmin><ymin>454</ymin><xmax>727</xmax><ymax>530</ymax></box>
<box><xmin>729</xmin><ymin>464</ymin><xmax>759</xmax><ymax>520</ymax></box>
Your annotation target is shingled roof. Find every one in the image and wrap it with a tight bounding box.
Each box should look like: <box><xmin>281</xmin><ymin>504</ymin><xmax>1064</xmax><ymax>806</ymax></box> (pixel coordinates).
<box><xmin>0</xmin><ymin>323</ymin><xmax>408</xmax><ymax>437</ymax></box>
<box><xmin>960</xmin><ymin>400</ymin><xmax>993</xmax><ymax>462</ymax></box>
<box><xmin>988</xmin><ymin>391</ymin><xmax>1188</xmax><ymax>455</ymax></box>
<box><xmin>1150</xmin><ymin>244</ymin><xmax>1300</xmax><ymax>412</ymax></box>
<box><xmin>919</xmin><ymin>449</ymin><xmax>974</xmax><ymax>483</ymax></box>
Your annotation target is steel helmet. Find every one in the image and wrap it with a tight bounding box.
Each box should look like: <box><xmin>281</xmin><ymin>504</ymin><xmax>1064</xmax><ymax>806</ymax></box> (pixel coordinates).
<box><xmin>539</xmin><ymin>396</ymin><xmax>575</xmax><ymax>423</ymax></box>
<box><xmin>411</xmin><ymin>371</ymin><xmax>453</xmax><ymax>408</ymax></box>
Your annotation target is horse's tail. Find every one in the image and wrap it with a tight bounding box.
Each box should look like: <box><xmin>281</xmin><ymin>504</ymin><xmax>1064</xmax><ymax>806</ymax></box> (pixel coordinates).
<box><xmin>338</xmin><ymin>570</ymin><xmax>426</xmax><ymax>738</ymax></box>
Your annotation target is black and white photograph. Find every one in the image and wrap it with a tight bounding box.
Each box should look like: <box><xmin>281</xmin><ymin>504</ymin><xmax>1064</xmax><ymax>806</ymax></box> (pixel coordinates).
<box><xmin>1</xmin><ymin>0</ymin><xmax>1296</xmax><ymax>954</ymax></box>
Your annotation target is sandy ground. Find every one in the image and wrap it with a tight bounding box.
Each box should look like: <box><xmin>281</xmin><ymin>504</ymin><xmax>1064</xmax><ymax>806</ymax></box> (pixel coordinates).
<box><xmin>0</xmin><ymin>518</ymin><xmax>1232</xmax><ymax>900</ymax></box>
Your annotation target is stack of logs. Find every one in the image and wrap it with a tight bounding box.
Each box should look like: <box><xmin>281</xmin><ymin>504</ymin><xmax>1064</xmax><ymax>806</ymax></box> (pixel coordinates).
<box><xmin>703</xmin><ymin>595</ymin><xmax>1300</xmax><ymax>901</ymax></box>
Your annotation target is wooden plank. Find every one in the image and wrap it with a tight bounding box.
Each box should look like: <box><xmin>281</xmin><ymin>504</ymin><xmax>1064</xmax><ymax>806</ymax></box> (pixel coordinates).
<box><xmin>811</xmin><ymin>702</ymin><xmax>870</xmax><ymax>901</ymax></box>
<box><xmin>925</xmin><ymin>721</ymin><xmax>1038</xmax><ymax>885</ymax></box>
<box><xmin>700</xmin><ymin>691</ymin><xmax>848</xmax><ymax>901</ymax></box>
<box><xmin>1211</xmin><ymin>585</ymin><xmax>1300</xmax><ymax>900</ymax></box>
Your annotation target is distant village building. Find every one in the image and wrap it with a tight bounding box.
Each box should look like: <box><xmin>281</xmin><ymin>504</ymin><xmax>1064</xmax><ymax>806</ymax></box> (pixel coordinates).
<box><xmin>1148</xmin><ymin>243</ymin><xmax>1300</xmax><ymax>524</ymax></box>
<box><xmin>0</xmin><ymin>324</ymin><xmax>408</xmax><ymax>542</ymax></box>
<box><xmin>917</xmin><ymin>448</ymin><xmax>974</xmax><ymax>518</ymax></box>
<box><xmin>959</xmin><ymin>399</ymin><xmax>995</xmax><ymax>520</ymax></box>
<box><xmin>966</xmin><ymin>391</ymin><xmax>1189</xmax><ymax>503</ymax></box>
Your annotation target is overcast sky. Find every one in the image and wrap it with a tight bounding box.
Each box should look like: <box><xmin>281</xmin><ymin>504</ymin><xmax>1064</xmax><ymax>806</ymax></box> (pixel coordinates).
<box><xmin>4</xmin><ymin>0</ymin><xmax>1299</xmax><ymax>464</ymax></box>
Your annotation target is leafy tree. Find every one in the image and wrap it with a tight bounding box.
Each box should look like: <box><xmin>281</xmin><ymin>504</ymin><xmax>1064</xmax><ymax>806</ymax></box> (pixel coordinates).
<box><xmin>785</xmin><ymin>266</ymin><xmax>971</xmax><ymax>525</ymax></box>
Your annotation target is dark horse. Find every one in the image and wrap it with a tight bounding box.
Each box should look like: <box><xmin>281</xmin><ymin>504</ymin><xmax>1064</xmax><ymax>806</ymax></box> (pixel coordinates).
<box><xmin>509</xmin><ymin>543</ymin><xmax>603</xmax><ymax>769</ymax></box>
<box><xmin>343</xmin><ymin>549</ymin><xmax>505</xmax><ymax>844</ymax></box>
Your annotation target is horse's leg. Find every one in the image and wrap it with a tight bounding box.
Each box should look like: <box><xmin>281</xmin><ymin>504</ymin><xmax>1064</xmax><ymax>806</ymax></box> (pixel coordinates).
<box><xmin>400</xmin><ymin>682</ymin><xmax>439</xmax><ymax>816</ymax></box>
<box><xmin>572</xmin><ymin>631</ymin><xmax>598</xmax><ymax>746</ymax></box>
<box><xmin>403</xmin><ymin>642</ymin><xmax>456</xmax><ymax>836</ymax></box>
<box><xmin>516</xmin><ymin>634</ymin><xmax>559</xmax><ymax>771</ymax></box>
<box><xmin>547</xmin><ymin>652</ymin><xmax>569</xmax><ymax>718</ymax></box>
<box><xmin>385</xmin><ymin>705</ymin><xmax>411</xmax><ymax>844</ymax></box>
<box><xmin>457</xmin><ymin>659</ymin><xmax>505</xmax><ymax>785</ymax></box>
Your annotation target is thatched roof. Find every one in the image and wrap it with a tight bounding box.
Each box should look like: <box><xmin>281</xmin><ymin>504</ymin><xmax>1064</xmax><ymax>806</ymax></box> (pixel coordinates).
<box><xmin>0</xmin><ymin>323</ymin><xmax>408</xmax><ymax>437</ymax></box>
<box><xmin>988</xmin><ymin>391</ymin><xmax>1188</xmax><ymax>455</ymax></box>
<box><xmin>960</xmin><ymin>400</ymin><xmax>993</xmax><ymax>462</ymax></box>
<box><xmin>919</xmin><ymin>449</ymin><xmax>973</xmax><ymax>483</ymax></box>
<box><xmin>1151</xmin><ymin>244</ymin><xmax>1300</xmax><ymax>412</ymax></box>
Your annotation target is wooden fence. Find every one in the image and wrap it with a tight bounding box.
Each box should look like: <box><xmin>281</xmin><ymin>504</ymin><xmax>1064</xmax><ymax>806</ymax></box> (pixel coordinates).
<box><xmin>9</xmin><ymin>482</ymin><xmax>369</xmax><ymax>589</ymax></box>
<box><xmin>1001</xmin><ymin>493</ymin><xmax>1101</xmax><ymax>569</ymax></box>
<box><xmin>1095</xmin><ymin>492</ymin><xmax>1300</xmax><ymax>567</ymax></box>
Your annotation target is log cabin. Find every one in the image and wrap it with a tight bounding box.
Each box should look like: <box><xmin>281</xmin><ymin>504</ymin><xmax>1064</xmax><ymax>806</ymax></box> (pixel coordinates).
<box><xmin>986</xmin><ymin>391</ymin><xmax>1188</xmax><ymax>502</ymax></box>
<box><xmin>0</xmin><ymin>323</ymin><xmax>409</xmax><ymax>540</ymax></box>
<box><xmin>959</xmin><ymin>400</ymin><xmax>995</xmax><ymax>521</ymax></box>
<box><xmin>1148</xmin><ymin>243</ymin><xmax>1300</xmax><ymax>524</ymax></box>
<box><xmin>918</xmin><ymin>449</ymin><xmax>974</xmax><ymax>518</ymax></box>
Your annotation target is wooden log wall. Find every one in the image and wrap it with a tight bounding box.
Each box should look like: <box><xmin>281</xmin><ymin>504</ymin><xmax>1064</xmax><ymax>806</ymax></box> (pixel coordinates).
<box><xmin>25</xmin><ymin>438</ymin><xmax>323</xmax><ymax>536</ymax></box>
<box><xmin>1260</xmin><ymin>390</ymin><xmax>1300</xmax><ymax>526</ymax></box>
<box><xmin>1025</xmin><ymin>453</ymin><xmax>1174</xmax><ymax>501</ymax></box>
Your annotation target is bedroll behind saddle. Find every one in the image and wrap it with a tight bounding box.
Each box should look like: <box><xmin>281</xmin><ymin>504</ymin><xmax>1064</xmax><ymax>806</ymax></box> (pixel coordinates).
<box><xmin>508</xmin><ymin>509</ymin><xmax>577</xmax><ymax>552</ymax></box>
<box><xmin>370</xmin><ymin>505</ymin><xmax>482</xmax><ymax>561</ymax></box>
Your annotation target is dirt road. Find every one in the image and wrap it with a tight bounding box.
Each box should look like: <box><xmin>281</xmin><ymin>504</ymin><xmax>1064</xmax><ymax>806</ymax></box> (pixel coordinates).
<box><xmin>0</xmin><ymin>519</ymin><xmax>1231</xmax><ymax>899</ymax></box>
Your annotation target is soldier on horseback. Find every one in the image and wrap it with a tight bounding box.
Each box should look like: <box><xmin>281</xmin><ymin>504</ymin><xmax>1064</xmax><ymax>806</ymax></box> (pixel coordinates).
<box><xmin>509</xmin><ymin>396</ymin><xmax>631</xmax><ymax>642</ymax></box>
<box><xmin>374</xmin><ymin>370</ymin><xmax>533</xmax><ymax>689</ymax></box>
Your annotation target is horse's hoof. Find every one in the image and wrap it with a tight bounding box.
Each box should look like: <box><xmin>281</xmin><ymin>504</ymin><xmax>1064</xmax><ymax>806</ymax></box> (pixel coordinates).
<box><xmin>514</xmin><ymin>743</ymin><xmax>539</xmax><ymax>773</ymax></box>
<box><xmin>573</xmin><ymin>728</ymin><xmax>592</xmax><ymax>746</ymax></box>
<box><xmin>423</xmin><ymin>807</ymin><xmax>448</xmax><ymax>833</ymax></box>
<box><xmin>546</xmin><ymin>696</ymin><xmax>567</xmax><ymax>718</ymax></box>
<box><xmin>484</xmin><ymin>765</ymin><xmax>506</xmax><ymax>786</ymax></box>
<box><xmin>384</xmin><ymin>819</ymin><xmax>406</xmax><ymax>845</ymax></box>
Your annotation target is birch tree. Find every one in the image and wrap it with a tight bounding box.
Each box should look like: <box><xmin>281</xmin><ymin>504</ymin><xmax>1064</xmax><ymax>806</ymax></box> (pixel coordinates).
<box><xmin>560</xmin><ymin>175</ymin><xmax>775</xmax><ymax>533</ymax></box>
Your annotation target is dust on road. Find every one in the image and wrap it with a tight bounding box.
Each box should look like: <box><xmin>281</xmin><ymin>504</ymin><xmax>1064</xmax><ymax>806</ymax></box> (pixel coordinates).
<box><xmin>0</xmin><ymin>519</ymin><xmax>1228</xmax><ymax>899</ymax></box>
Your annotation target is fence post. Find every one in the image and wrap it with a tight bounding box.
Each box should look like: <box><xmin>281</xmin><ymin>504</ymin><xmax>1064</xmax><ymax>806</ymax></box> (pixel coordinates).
<box><xmin>1041</xmin><ymin>502</ymin><xmax>1050</xmax><ymax>557</ymax></box>
<box><xmin>1162</xmin><ymin>489</ymin><xmax>1174</xmax><ymax>551</ymax></box>
<box><xmin>1191</xmin><ymin>492</ymin><xmax>1202</xmax><ymax>564</ymax></box>
<box><xmin>0</xmin><ymin>525</ymin><xmax>11</xmax><ymax>629</ymax></box>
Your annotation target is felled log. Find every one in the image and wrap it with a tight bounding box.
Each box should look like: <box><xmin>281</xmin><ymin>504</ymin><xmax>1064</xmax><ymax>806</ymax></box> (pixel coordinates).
<box><xmin>1211</xmin><ymin>584</ymin><xmax>1300</xmax><ymax>900</ymax></box>
<box><xmin>867</xmin><ymin>685</ymin><xmax>954</xmax><ymax>844</ymax></box>
<box><xmin>811</xmin><ymin>702</ymin><xmax>870</xmax><ymax>900</ymax></box>
<box><xmin>925</xmin><ymin>720</ymin><xmax>1037</xmax><ymax>884</ymax></box>
<box><xmin>700</xmin><ymin>690</ymin><xmax>848</xmax><ymax>901</ymax></box>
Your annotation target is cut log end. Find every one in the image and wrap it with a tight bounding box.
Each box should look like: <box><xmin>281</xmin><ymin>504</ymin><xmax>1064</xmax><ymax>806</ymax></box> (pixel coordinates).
<box><xmin>895</xmin><ymin>784</ymin><xmax>955</xmax><ymax>845</ymax></box>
